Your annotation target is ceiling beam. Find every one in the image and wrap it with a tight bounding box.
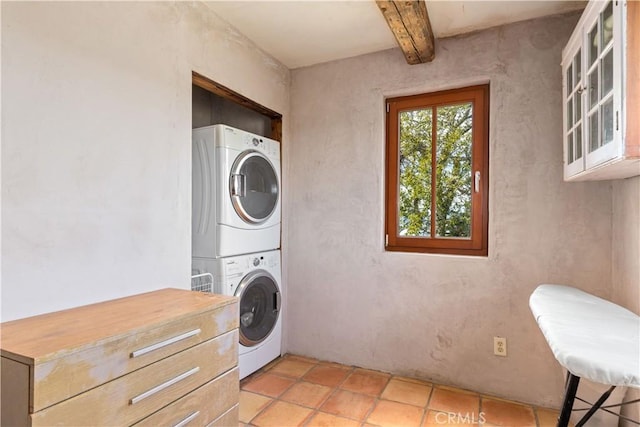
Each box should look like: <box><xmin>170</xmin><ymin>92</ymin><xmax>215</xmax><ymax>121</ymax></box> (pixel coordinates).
<box><xmin>376</xmin><ymin>0</ymin><xmax>435</xmax><ymax>64</ymax></box>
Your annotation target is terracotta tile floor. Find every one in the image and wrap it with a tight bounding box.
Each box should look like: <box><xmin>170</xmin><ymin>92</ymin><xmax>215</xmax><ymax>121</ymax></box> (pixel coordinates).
<box><xmin>239</xmin><ymin>354</ymin><xmax>562</xmax><ymax>427</ymax></box>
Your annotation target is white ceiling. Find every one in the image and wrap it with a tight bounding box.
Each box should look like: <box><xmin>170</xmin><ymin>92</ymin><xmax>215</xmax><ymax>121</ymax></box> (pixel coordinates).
<box><xmin>204</xmin><ymin>0</ymin><xmax>586</xmax><ymax>69</ymax></box>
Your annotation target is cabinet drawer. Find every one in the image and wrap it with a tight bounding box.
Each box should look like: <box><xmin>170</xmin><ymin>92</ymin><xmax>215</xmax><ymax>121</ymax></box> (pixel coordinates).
<box><xmin>32</xmin><ymin>300</ymin><xmax>238</xmax><ymax>411</ymax></box>
<box><xmin>32</xmin><ymin>330</ymin><xmax>238</xmax><ymax>426</ymax></box>
<box><xmin>134</xmin><ymin>368</ymin><xmax>238</xmax><ymax>427</ymax></box>
<box><xmin>207</xmin><ymin>404</ymin><xmax>239</xmax><ymax>427</ymax></box>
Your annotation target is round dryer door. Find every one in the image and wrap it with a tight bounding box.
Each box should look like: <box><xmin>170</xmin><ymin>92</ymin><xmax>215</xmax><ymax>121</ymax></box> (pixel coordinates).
<box><xmin>229</xmin><ymin>151</ymin><xmax>279</xmax><ymax>224</ymax></box>
<box><xmin>236</xmin><ymin>270</ymin><xmax>281</xmax><ymax>347</ymax></box>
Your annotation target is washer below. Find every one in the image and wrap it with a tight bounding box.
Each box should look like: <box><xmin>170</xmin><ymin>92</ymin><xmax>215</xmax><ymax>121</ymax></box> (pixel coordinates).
<box><xmin>192</xmin><ymin>250</ymin><xmax>282</xmax><ymax>379</ymax></box>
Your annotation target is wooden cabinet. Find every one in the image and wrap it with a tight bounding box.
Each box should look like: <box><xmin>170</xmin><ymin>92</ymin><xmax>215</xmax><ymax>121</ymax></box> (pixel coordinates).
<box><xmin>1</xmin><ymin>288</ymin><xmax>239</xmax><ymax>426</ymax></box>
<box><xmin>562</xmin><ymin>0</ymin><xmax>640</xmax><ymax>181</ymax></box>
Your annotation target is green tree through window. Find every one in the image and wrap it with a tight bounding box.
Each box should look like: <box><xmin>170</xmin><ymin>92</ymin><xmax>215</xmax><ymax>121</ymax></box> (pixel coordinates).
<box><xmin>399</xmin><ymin>108</ymin><xmax>433</xmax><ymax>236</ymax></box>
<box><xmin>399</xmin><ymin>104</ymin><xmax>473</xmax><ymax>238</ymax></box>
<box><xmin>386</xmin><ymin>85</ymin><xmax>488</xmax><ymax>255</ymax></box>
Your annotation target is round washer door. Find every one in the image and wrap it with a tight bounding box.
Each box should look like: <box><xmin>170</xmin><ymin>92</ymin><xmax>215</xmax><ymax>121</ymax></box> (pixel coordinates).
<box><xmin>236</xmin><ymin>270</ymin><xmax>281</xmax><ymax>347</ymax></box>
<box><xmin>229</xmin><ymin>151</ymin><xmax>279</xmax><ymax>224</ymax></box>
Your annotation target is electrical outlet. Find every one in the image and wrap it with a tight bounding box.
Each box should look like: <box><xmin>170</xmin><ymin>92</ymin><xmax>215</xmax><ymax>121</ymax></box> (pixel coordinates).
<box><xmin>494</xmin><ymin>336</ymin><xmax>507</xmax><ymax>357</ymax></box>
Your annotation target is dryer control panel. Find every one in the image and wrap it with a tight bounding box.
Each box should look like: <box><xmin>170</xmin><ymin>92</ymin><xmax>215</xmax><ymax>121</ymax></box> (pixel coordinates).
<box><xmin>243</xmin><ymin>133</ymin><xmax>279</xmax><ymax>158</ymax></box>
<box><xmin>215</xmin><ymin>124</ymin><xmax>280</xmax><ymax>159</ymax></box>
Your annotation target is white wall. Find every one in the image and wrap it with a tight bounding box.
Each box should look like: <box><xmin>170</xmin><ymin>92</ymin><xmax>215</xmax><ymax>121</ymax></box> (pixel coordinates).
<box><xmin>1</xmin><ymin>1</ymin><xmax>289</xmax><ymax>321</ymax></box>
<box><xmin>287</xmin><ymin>13</ymin><xmax>614</xmax><ymax>407</ymax></box>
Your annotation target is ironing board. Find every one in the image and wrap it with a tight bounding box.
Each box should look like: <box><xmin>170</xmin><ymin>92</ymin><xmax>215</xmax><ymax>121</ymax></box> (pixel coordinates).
<box><xmin>530</xmin><ymin>284</ymin><xmax>640</xmax><ymax>427</ymax></box>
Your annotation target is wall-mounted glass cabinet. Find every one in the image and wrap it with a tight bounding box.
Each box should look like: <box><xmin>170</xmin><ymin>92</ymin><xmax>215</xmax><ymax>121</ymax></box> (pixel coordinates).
<box><xmin>562</xmin><ymin>0</ymin><xmax>639</xmax><ymax>181</ymax></box>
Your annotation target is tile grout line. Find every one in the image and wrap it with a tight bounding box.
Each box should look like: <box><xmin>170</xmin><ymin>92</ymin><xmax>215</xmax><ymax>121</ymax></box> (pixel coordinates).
<box><xmin>279</xmin><ymin>358</ymin><xmax>322</xmax><ymax>426</ymax></box>
<box><xmin>249</xmin><ymin>358</ymin><xmax>371</xmax><ymax>426</ymax></box>
<box><xmin>244</xmin><ymin>355</ymin><xmax>558</xmax><ymax>427</ymax></box>
<box><xmin>331</xmin><ymin>364</ymin><xmax>368</xmax><ymax>422</ymax></box>
<box><xmin>239</xmin><ymin>368</ymin><xmax>273</xmax><ymax>424</ymax></box>
<box><xmin>326</xmin><ymin>365</ymin><xmax>382</xmax><ymax>424</ymax></box>
<box><xmin>249</xmin><ymin>397</ymin><xmax>277</xmax><ymax>427</ymax></box>
<box><xmin>420</xmin><ymin>383</ymin><xmax>436</xmax><ymax>426</ymax></box>
<box><xmin>254</xmin><ymin>357</ymin><xmax>364</xmax><ymax>427</ymax></box>
<box><xmin>242</xmin><ymin>356</ymin><xmax>307</xmax><ymax>425</ymax></box>
<box><xmin>243</xmin><ymin>389</ymin><xmax>276</xmax><ymax>425</ymax></box>
<box><xmin>360</xmin><ymin>374</ymin><xmax>390</xmax><ymax>425</ymax></box>
<box><xmin>297</xmin><ymin>360</ymin><xmax>342</xmax><ymax>427</ymax></box>
<box><xmin>290</xmin><ymin>359</ymin><xmax>318</xmax><ymax>427</ymax></box>
<box><xmin>296</xmin><ymin>361</ymin><xmax>333</xmax><ymax>426</ymax></box>
<box><xmin>533</xmin><ymin>406</ymin><xmax>540</xmax><ymax>427</ymax></box>
<box><xmin>302</xmin><ymin>363</ymin><xmax>358</xmax><ymax>424</ymax></box>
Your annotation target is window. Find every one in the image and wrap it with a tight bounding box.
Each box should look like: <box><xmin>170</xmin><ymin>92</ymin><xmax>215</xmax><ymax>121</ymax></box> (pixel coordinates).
<box><xmin>385</xmin><ymin>84</ymin><xmax>489</xmax><ymax>256</ymax></box>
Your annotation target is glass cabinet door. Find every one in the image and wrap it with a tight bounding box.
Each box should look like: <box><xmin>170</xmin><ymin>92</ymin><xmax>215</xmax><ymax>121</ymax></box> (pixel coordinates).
<box><xmin>584</xmin><ymin>0</ymin><xmax>621</xmax><ymax>169</ymax></box>
<box><xmin>565</xmin><ymin>46</ymin><xmax>584</xmax><ymax>178</ymax></box>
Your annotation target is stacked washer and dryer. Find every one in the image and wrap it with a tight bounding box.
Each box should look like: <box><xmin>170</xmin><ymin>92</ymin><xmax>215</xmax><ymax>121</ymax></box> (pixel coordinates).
<box><xmin>191</xmin><ymin>124</ymin><xmax>282</xmax><ymax>379</ymax></box>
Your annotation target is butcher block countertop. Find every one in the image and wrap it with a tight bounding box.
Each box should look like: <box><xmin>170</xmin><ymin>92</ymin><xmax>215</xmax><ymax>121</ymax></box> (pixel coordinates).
<box><xmin>1</xmin><ymin>288</ymin><xmax>236</xmax><ymax>364</ymax></box>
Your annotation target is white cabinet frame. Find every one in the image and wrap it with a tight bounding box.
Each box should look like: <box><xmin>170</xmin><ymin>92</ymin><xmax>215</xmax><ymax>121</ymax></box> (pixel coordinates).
<box><xmin>562</xmin><ymin>0</ymin><xmax>639</xmax><ymax>181</ymax></box>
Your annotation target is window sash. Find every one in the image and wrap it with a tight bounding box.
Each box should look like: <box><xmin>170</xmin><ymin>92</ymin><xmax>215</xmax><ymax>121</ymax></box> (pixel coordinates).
<box><xmin>385</xmin><ymin>85</ymin><xmax>489</xmax><ymax>256</ymax></box>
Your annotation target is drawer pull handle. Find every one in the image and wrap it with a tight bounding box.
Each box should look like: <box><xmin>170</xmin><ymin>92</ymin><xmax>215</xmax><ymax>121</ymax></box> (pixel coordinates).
<box><xmin>130</xmin><ymin>367</ymin><xmax>200</xmax><ymax>405</ymax></box>
<box><xmin>173</xmin><ymin>411</ymin><xmax>200</xmax><ymax>427</ymax></box>
<box><xmin>131</xmin><ymin>329</ymin><xmax>201</xmax><ymax>358</ymax></box>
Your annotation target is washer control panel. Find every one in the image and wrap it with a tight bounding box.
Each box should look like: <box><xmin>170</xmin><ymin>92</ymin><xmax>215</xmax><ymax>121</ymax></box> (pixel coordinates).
<box><xmin>221</xmin><ymin>251</ymin><xmax>280</xmax><ymax>278</ymax></box>
<box><xmin>248</xmin><ymin>253</ymin><xmax>278</xmax><ymax>269</ymax></box>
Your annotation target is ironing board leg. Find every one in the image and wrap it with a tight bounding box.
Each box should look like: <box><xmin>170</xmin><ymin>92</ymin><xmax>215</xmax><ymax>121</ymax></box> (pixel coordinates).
<box><xmin>558</xmin><ymin>373</ymin><xmax>580</xmax><ymax>427</ymax></box>
<box><xmin>575</xmin><ymin>385</ymin><xmax>615</xmax><ymax>427</ymax></box>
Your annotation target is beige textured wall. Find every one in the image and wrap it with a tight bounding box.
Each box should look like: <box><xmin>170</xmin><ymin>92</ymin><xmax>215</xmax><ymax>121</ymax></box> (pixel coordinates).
<box><xmin>612</xmin><ymin>176</ymin><xmax>640</xmax><ymax>313</ymax></box>
<box><xmin>611</xmin><ymin>176</ymin><xmax>640</xmax><ymax>426</ymax></box>
<box><xmin>1</xmin><ymin>1</ymin><xmax>289</xmax><ymax>321</ymax></box>
<box><xmin>286</xmin><ymin>13</ymin><xmax>614</xmax><ymax>407</ymax></box>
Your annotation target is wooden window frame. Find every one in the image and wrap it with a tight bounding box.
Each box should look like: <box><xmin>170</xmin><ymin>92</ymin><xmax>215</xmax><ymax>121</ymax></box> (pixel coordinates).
<box><xmin>385</xmin><ymin>84</ymin><xmax>489</xmax><ymax>256</ymax></box>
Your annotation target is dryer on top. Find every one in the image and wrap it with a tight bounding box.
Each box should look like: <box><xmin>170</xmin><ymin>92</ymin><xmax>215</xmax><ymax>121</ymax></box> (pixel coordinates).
<box><xmin>192</xmin><ymin>124</ymin><xmax>281</xmax><ymax>258</ymax></box>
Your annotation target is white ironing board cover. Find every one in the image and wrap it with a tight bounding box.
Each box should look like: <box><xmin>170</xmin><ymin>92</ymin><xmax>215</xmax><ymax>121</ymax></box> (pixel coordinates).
<box><xmin>530</xmin><ymin>284</ymin><xmax>640</xmax><ymax>388</ymax></box>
